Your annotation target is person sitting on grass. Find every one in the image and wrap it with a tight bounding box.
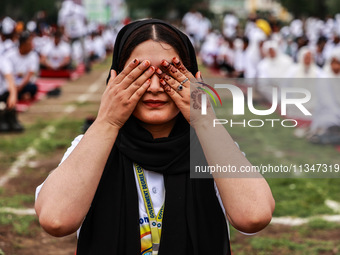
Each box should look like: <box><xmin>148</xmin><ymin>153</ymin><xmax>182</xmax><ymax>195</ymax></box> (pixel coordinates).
<box><xmin>0</xmin><ymin>51</ymin><xmax>24</xmax><ymax>133</ymax></box>
<box><xmin>40</xmin><ymin>29</ymin><xmax>72</xmax><ymax>71</ymax></box>
<box><xmin>308</xmin><ymin>47</ymin><xmax>340</xmax><ymax>144</ymax></box>
<box><xmin>4</xmin><ymin>31</ymin><xmax>38</xmax><ymax>102</ymax></box>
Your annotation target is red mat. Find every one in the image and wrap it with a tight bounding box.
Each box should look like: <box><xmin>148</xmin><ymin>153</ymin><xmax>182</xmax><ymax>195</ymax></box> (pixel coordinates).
<box><xmin>39</xmin><ymin>64</ymin><xmax>85</xmax><ymax>80</ymax></box>
<box><xmin>16</xmin><ymin>78</ymin><xmax>67</xmax><ymax>112</ymax></box>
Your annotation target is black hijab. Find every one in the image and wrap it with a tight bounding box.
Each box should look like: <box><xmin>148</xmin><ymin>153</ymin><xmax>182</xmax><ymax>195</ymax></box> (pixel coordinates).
<box><xmin>77</xmin><ymin>19</ymin><xmax>230</xmax><ymax>255</ymax></box>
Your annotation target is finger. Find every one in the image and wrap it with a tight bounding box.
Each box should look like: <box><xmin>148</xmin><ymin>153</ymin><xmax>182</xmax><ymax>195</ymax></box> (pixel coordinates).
<box><xmin>195</xmin><ymin>71</ymin><xmax>203</xmax><ymax>82</ymax></box>
<box><xmin>157</xmin><ymin>64</ymin><xmax>189</xmax><ymax>88</ymax></box>
<box><xmin>161</xmin><ymin>74</ymin><xmax>184</xmax><ymax>97</ymax></box>
<box><xmin>128</xmin><ymin>78</ymin><xmax>151</xmax><ymax>102</ymax></box>
<box><xmin>107</xmin><ymin>69</ymin><xmax>117</xmax><ymax>86</ymax></box>
<box><xmin>160</xmin><ymin>79</ymin><xmax>183</xmax><ymax>101</ymax></box>
<box><xmin>172</xmin><ymin>57</ymin><xmax>195</xmax><ymax>80</ymax></box>
<box><xmin>111</xmin><ymin>69</ymin><xmax>117</xmax><ymax>79</ymax></box>
<box><xmin>120</xmin><ymin>60</ymin><xmax>151</xmax><ymax>89</ymax></box>
<box><xmin>113</xmin><ymin>58</ymin><xmax>140</xmax><ymax>84</ymax></box>
<box><xmin>126</xmin><ymin>65</ymin><xmax>155</xmax><ymax>96</ymax></box>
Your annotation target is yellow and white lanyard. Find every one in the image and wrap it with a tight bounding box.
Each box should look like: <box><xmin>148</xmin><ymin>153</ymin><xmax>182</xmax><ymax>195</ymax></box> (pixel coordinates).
<box><xmin>135</xmin><ymin>163</ymin><xmax>164</xmax><ymax>255</ymax></box>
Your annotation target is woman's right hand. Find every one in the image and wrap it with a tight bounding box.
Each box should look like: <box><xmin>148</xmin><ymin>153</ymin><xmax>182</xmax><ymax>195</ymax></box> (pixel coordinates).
<box><xmin>95</xmin><ymin>58</ymin><xmax>155</xmax><ymax>130</ymax></box>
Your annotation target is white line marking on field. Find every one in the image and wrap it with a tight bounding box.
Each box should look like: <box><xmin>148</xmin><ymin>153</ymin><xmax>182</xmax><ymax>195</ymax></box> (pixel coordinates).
<box><xmin>271</xmin><ymin>214</ymin><xmax>340</xmax><ymax>226</ymax></box>
<box><xmin>64</xmin><ymin>105</ymin><xmax>76</xmax><ymax>113</ymax></box>
<box><xmin>0</xmin><ymin>125</ymin><xmax>56</xmax><ymax>187</ymax></box>
<box><xmin>271</xmin><ymin>217</ymin><xmax>309</xmax><ymax>226</ymax></box>
<box><xmin>0</xmin><ymin>207</ymin><xmax>36</xmax><ymax>216</ymax></box>
<box><xmin>325</xmin><ymin>199</ymin><xmax>340</xmax><ymax>213</ymax></box>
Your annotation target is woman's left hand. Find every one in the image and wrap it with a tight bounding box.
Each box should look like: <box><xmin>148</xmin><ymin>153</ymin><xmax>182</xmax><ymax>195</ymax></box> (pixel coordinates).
<box><xmin>156</xmin><ymin>57</ymin><xmax>211</xmax><ymax>127</ymax></box>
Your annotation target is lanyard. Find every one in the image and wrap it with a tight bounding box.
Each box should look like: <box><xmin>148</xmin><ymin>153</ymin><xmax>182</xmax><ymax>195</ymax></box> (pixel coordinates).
<box><xmin>134</xmin><ymin>163</ymin><xmax>164</xmax><ymax>255</ymax></box>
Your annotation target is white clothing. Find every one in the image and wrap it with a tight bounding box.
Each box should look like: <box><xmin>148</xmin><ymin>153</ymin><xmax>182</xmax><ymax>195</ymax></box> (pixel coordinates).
<box><xmin>290</xmin><ymin>19</ymin><xmax>303</xmax><ymax>38</ymax></box>
<box><xmin>4</xmin><ymin>48</ymin><xmax>39</xmax><ymax>86</ymax></box>
<box><xmin>58</xmin><ymin>1</ymin><xmax>87</xmax><ymax>39</ymax></box>
<box><xmin>33</xmin><ymin>35</ymin><xmax>52</xmax><ymax>54</ymax></box>
<box><xmin>311</xmin><ymin>80</ymin><xmax>340</xmax><ymax>133</ymax></box>
<box><xmin>285</xmin><ymin>47</ymin><xmax>325</xmax><ymax>120</ymax></box>
<box><xmin>102</xmin><ymin>28</ymin><xmax>117</xmax><ymax>50</ymax></box>
<box><xmin>71</xmin><ymin>40</ymin><xmax>85</xmax><ymax>66</ymax></box>
<box><xmin>323</xmin><ymin>47</ymin><xmax>340</xmax><ymax>78</ymax></box>
<box><xmin>223</xmin><ymin>14</ymin><xmax>239</xmax><ymax>38</ymax></box>
<box><xmin>244</xmin><ymin>28</ymin><xmax>267</xmax><ymax>79</ymax></box>
<box><xmin>1</xmin><ymin>17</ymin><xmax>16</xmax><ymax>35</ymax></box>
<box><xmin>311</xmin><ymin>47</ymin><xmax>340</xmax><ymax>131</ymax></box>
<box><xmin>182</xmin><ymin>11</ymin><xmax>202</xmax><ymax>38</ymax></box>
<box><xmin>286</xmin><ymin>47</ymin><xmax>325</xmax><ymax>79</ymax></box>
<box><xmin>217</xmin><ymin>40</ymin><xmax>235</xmax><ymax>67</ymax></box>
<box><xmin>233</xmin><ymin>38</ymin><xmax>246</xmax><ymax>72</ymax></box>
<box><xmin>86</xmin><ymin>35</ymin><xmax>106</xmax><ymax>61</ymax></box>
<box><xmin>200</xmin><ymin>32</ymin><xmax>220</xmax><ymax>66</ymax></box>
<box><xmin>258</xmin><ymin>41</ymin><xmax>293</xmax><ymax>78</ymax></box>
<box><xmin>41</xmin><ymin>40</ymin><xmax>71</xmax><ymax>69</ymax></box>
<box><xmin>0</xmin><ymin>39</ymin><xmax>16</xmax><ymax>55</ymax></box>
<box><xmin>257</xmin><ymin>41</ymin><xmax>294</xmax><ymax>102</ymax></box>
<box><xmin>0</xmin><ymin>55</ymin><xmax>13</xmax><ymax>95</ymax></box>
<box><xmin>197</xmin><ymin>17</ymin><xmax>211</xmax><ymax>42</ymax></box>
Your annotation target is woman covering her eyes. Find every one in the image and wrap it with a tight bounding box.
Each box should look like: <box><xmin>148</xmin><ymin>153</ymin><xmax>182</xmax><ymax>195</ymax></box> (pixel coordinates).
<box><xmin>35</xmin><ymin>19</ymin><xmax>275</xmax><ymax>255</ymax></box>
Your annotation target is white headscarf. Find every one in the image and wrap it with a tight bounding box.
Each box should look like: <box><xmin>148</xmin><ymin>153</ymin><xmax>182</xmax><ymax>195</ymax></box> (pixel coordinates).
<box><xmin>288</xmin><ymin>46</ymin><xmax>324</xmax><ymax>78</ymax></box>
<box><xmin>257</xmin><ymin>40</ymin><xmax>293</xmax><ymax>78</ymax></box>
<box><xmin>323</xmin><ymin>47</ymin><xmax>340</xmax><ymax>78</ymax></box>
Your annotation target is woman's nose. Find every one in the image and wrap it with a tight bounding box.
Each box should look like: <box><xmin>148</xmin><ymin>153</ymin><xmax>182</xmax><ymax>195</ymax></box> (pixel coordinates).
<box><xmin>146</xmin><ymin>74</ymin><xmax>164</xmax><ymax>93</ymax></box>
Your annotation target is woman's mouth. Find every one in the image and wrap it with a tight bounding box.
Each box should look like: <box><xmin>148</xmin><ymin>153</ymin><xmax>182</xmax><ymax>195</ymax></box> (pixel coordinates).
<box><xmin>143</xmin><ymin>99</ymin><xmax>167</xmax><ymax>108</ymax></box>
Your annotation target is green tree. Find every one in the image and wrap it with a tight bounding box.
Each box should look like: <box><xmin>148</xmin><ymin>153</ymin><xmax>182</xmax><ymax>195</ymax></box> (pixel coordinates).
<box><xmin>125</xmin><ymin>0</ymin><xmax>208</xmax><ymax>20</ymax></box>
<box><xmin>1</xmin><ymin>0</ymin><xmax>59</xmax><ymax>23</ymax></box>
<box><xmin>279</xmin><ymin>0</ymin><xmax>338</xmax><ymax>18</ymax></box>
<box><xmin>326</xmin><ymin>0</ymin><xmax>340</xmax><ymax>15</ymax></box>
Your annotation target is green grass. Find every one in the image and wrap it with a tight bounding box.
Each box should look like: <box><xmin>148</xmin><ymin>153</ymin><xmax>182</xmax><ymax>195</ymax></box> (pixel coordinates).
<box><xmin>306</xmin><ymin>218</ymin><xmax>340</xmax><ymax>230</ymax></box>
<box><xmin>0</xmin><ymin>194</ymin><xmax>34</xmax><ymax>208</ymax></box>
<box><xmin>0</xmin><ymin>117</ymin><xmax>84</xmax><ymax>169</ymax></box>
<box><xmin>0</xmin><ymin>213</ymin><xmax>38</xmax><ymax>236</ymax></box>
<box><xmin>230</xmin><ymin>223</ymin><xmax>340</xmax><ymax>255</ymax></box>
<box><xmin>248</xmin><ymin>237</ymin><xmax>338</xmax><ymax>255</ymax></box>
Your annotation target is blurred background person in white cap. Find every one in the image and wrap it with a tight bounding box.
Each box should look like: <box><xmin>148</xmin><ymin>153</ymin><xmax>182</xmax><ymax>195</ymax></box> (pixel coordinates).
<box><xmin>0</xmin><ymin>16</ymin><xmax>17</xmax><ymax>54</ymax></box>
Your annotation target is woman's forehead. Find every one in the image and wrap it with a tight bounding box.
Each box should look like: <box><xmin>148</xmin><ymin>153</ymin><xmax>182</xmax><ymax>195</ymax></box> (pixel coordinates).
<box><xmin>127</xmin><ymin>40</ymin><xmax>180</xmax><ymax>66</ymax></box>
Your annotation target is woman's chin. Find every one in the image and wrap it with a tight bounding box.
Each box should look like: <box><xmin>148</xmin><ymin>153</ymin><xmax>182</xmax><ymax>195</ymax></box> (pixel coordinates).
<box><xmin>133</xmin><ymin>112</ymin><xmax>179</xmax><ymax>126</ymax></box>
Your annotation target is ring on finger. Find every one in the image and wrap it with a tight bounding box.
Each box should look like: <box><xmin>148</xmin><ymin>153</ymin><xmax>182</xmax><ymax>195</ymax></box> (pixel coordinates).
<box><xmin>180</xmin><ymin>77</ymin><xmax>189</xmax><ymax>85</ymax></box>
<box><xmin>177</xmin><ymin>84</ymin><xmax>183</xmax><ymax>91</ymax></box>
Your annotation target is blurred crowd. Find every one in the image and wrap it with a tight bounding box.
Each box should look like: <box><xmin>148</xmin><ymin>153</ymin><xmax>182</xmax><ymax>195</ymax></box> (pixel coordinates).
<box><xmin>1</xmin><ymin>3</ymin><xmax>340</xmax><ymax>144</ymax></box>
<box><xmin>182</xmin><ymin>10</ymin><xmax>340</xmax><ymax>145</ymax></box>
<box><xmin>0</xmin><ymin>0</ymin><xmax>120</xmax><ymax>133</ymax></box>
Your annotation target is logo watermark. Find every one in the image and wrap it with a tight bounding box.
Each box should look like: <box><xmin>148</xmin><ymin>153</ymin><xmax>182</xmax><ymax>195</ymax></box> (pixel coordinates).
<box><xmin>200</xmin><ymin>84</ymin><xmax>312</xmax><ymax>128</ymax></box>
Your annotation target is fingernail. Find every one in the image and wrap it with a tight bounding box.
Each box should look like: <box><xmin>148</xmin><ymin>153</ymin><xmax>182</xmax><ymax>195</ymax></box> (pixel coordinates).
<box><xmin>156</xmin><ymin>68</ymin><xmax>163</xmax><ymax>75</ymax></box>
<box><xmin>198</xmin><ymin>71</ymin><xmax>202</xmax><ymax>79</ymax></box>
<box><xmin>173</xmin><ymin>57</ymin><xmax>180</xmax><ymax>64</ymax></box>
<box><xmin>133</xmin><ymin>58</ymin><xmax>138</xmax><ymax>64</ymax></box>
<box><xmin>160</xmin><ymin>79</ymin><xmax>166</xmax><ymax>85</ymax></box>
<box><xmin>148</xmin><ymin>66</ymin><xmax>155</xmax><ymax>73</ymax></box>
<box><xmin>161</xmin><ymin>60</ymin><xmax>169</xmax><ymax>67</ymax></box>
<box><xmin>143</xmin><ymin>60</ymin><xmax>150</xmax><ymax>67</ymax></box>
<box><xmin>146</xmin><ymin>78</ymin><xmax>151</xmax><ymax>85</ymax></box>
